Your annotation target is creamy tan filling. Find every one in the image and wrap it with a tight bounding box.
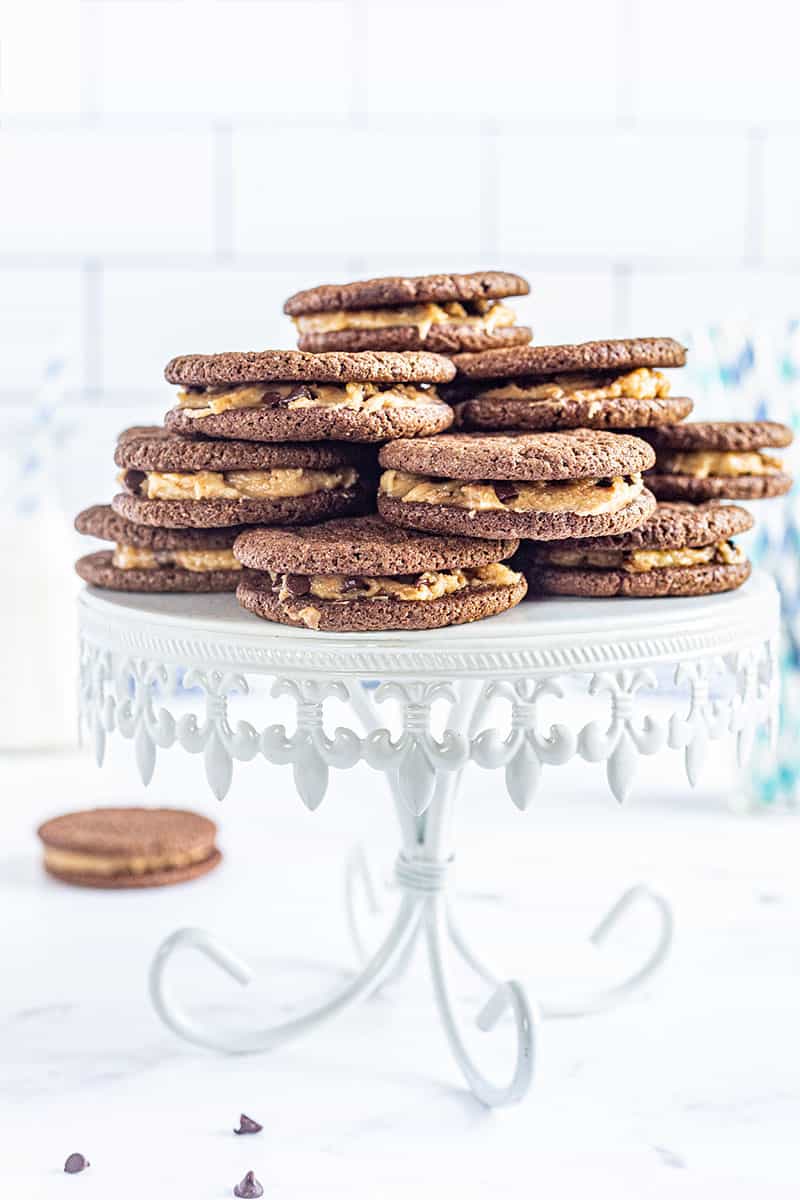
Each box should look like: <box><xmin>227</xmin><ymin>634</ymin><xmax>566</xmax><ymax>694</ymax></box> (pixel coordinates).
<box><xmin>542</xmin><ymin>540</ymin><xmax>745</xmax><ymax>574</ymax></box>
<box><xmin>293</xmin><ymin>300</ymin><xmax>517</xmax><ymax>339</ymax></box>
<box><xmin>44</xmin><ymin>845</ymin><xmax>211</xmax><ymax>878</ymax></box>
<box><xmin>133</xmin><ymin>467</ymin><xmax>357</xmax><ymax>501</ymax></box>
<box><xmin>177</xmin><ymin>381</ymin><xmax>442</xmax><ymax>419</ymax></box>
<box><xmin>112</xmin><ymin>545</ymin><xmax>242</xmax><ymax>573</ymax></box>
<box><xmin>380</xmin><ymin>469</ymin><xmax>643</xmax><ymax>517</ymax></box>
<box><xmin>478</xmin><ymin>367</ymin><xmax>670</xmax><ymax>406</ymax></box>
<box><xmin>657</xmin><ymin>450</ymin><xmax>783</xmax><ymax>478</ymax></box>
<box><xmin>272</xmin><ymin>562</ymin><xmax>521</xmax><ymax>629</ymax></box>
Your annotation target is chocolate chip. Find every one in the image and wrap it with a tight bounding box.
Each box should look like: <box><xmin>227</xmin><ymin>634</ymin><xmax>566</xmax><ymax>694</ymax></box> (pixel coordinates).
<box><xmin>281</xmin><ymin>573</ymin><xmax>311</xmax><ymax>597</ymax></box>
<box><xmin>596</xmin><ymin>477</ymin><xmax>614</xmax><ymax>488</ymax></box>
<box><xmin>234</xmin><ymin>1114</ymin><xmax>263</xmax><ymax>1136</ymax></box>
<box><xmin>280</xmin><ymin>384</ymin><xmax>314</xmax><ymax>405</ymax></box>
<box><xmin>121</xmin><ymin>468</ymin><xmax>146</xmax><ymax>495</ymax></box>
<box><xmin>64</xmin><ymin>1153</ymin><xmax>89</xmax><ymax>1174</ymax></box>
<box><xmin>494</xmin><ymin>481</ymin><xmax>520</xmax><ymax>502</ymax></box>
<box><xmin>234</xmin><ymin>1170</ymin><xmax>264</xmax><ymax>1198</ymax></box>
<box><xmin>341</xmin><ymin>577</ymin><xmax>363</xmax><ymax>592</ymax></box>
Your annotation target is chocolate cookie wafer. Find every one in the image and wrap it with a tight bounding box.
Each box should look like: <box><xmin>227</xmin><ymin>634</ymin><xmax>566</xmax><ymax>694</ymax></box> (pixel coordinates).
<box><xmin>519</xmin><ymin>501</ymin><xmax>753</xmax><ymax>598</ymax></box>
<box><xmin>234</xmin><ymin>514</ymin><xmax>525</xmax><ymax>632</ymax></box>
<box><xmin>450</xmin><ymin>337</ymin><xmax>690</xmax><ymax>432</ymax></box>
<box><xmin>164</xmin><ymin>350</ymin><xmax>455</xmax><ymax>443</ymax></box>
<box><xmin>378</xmin><ymin>430</ymin><xmax>656</xmax><ymax>541</ymax></box>
<box><xmin>75</xmin><ymin>503</ymin><xmax>245</xmax><ymax>592</ymax></box>
<box><xmin>284</xmin><ymin>271</ymin><xmax>531</xmax><ymax>354</ymax></box>
<box><xmin>643</xmin><ymin>421</ymin><xmax>794</xmax><ymax>501</ymax></box>
<box><xmin>113</xmin><ymin>429</ymin><xmax>373</xmax><ymax>528</ymax></box>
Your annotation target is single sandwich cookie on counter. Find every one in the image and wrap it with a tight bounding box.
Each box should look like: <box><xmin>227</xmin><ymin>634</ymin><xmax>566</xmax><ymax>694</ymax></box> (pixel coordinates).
<box><xmin>113</xmin><ymin>428</ymin><xmax>372</xmax><ymax>528</ymax></box>
<box><xmin>643</xmin><ymin>421</ymin><xmax>794</xmax><ymax>501</ymax></box>
<box><xmin>164</xmin><ymin>349</ymin><xmax>455</xmax><ymax>443</ymax></box>
<box><xmin>283</xmin><ymin>271</ymin><xmax>532</xmax><ymax>354</ymax></box>
<box><xmin>377</xmin><ymin>430</ymin><xmax>656</xmax><ymax>541</ymax></box>
<box><xmin>234</xmin><ymin>514</ymin><xmax>525</xmax><ymax>632</ymax></box>
<box><xmin>450</xmin><ymin>337</ymin><xmax>691</xmax><ymax>432</ymax></box>
<box><xmin>37</xmin><ymin>807</ymin><xmax>221</xmax><ymax>889</ymax></box>
<box><xmin>74</xmin><ymin>504</ymin><xmax>245</xmax><ymax>592</ymax></box>
<box><xmin>518</xmin><ymin>501</ymin><xmax>753</xmax><ymax>598</ymax></box>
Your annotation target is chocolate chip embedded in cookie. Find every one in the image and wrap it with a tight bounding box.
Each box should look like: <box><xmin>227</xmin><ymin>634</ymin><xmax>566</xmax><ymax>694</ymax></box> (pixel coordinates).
<box><xmin>74</xmin><ymin>503</ymin><xmax>247</xmax><ymax>593</ymax></box>
<box><xmin>377</xmin><ymin>430</ymin><xmax>656</xmax><ymax>541</ymax></box>
<box><xmin>37</xmin><ymin>808</ymin><xmax>221</xmax><ymax>889</ymax></box>
<box><xmin>518</xmin><ymin>501</ymin><xmax>754</xmax><ymax>598</ymax></box>
<box><xmin>642</xmin><ymin>420</ymin><xmax>794</xmax><ymax>502</ymax></box>
<box><xmin>234</xmin><ymin>514</ymin><xmax>525</xmax><ymax>633</ymax></box>
<box><xmin>112</xmin><ymin>430</ymin><xmax>373</xmax><ymax>528</ymax></box>
<box><xmin>163</xmin><ymin>349</ymin><xmax>455</xmax><ymax>444</ymax></box>
<box><xmin>283</xmin><ymin>271</ymin><xmax>532</xmax><ymax>355</ymax></box>
<box><xmin>448</xmin><ymin>337</ymin><xmax>690</xmax><ymax>432</ymax></box>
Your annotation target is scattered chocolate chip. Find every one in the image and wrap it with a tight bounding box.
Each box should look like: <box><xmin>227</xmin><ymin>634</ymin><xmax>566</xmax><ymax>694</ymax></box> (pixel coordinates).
<box><xmin>121</xmin><ymin>468</ymin><xmax>147</xmax><ymax>495</ymax></box>
<box><xmin>281</xmin><ymin>573</ymin><xmax>311</xmax><ymax>597</ymax></box>
<box><xmin>64</xmin><ymin>1153</ymin><xmax>89</xmax><ymax>1174</ymax></box>
<box><xmin>234</xmin><ymin>1113</ymin><xmax>263</xmax><ymax>1136</ymax></box>
<box><xmin>494</xmin><ymin>481</ymin><xmax>520</xmax><ymax>502</ymax></box>
<box><xmin>234</xmin><ymin>1170</ymin><xmax>264</xmax><ymax>1198</ymax></box>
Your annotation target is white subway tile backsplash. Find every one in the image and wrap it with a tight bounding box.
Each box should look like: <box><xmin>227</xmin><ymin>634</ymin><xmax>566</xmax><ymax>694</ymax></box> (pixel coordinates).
<box><xmin>100</xmin><ymin>267</ymin><xmax>344</xmax><ymax>390</ymax></box>
<box><xmin>0</xmin><ymin>269</ymin><xmax>84</xmax><ymax>389</ymax></box>
<box><xmin>92</xmin><ymin>1</ymin><xmax>353</xmax><ymax>119</ymax></box>
<box><xmin>631</xmin><ymin>0</ymin><xmax>800</xmax><ymax>124</ymax></box>
<box><xmin>763</xmin><ymin>134</ymin><xmax>800</xmax><ymax>262</ymax></box>
<box><xmin>628</xmin><ymin>269</ymin><xmax>800</xmax><ymax>335</ymax></box>
<box><xmin>496</xmin><ymin>130</ymin><xmax>750</xmax><ymax>259</ymax></box>
<box><xmin>232</xmin><ymin>128</ymin><xmax>483</xmax><ymax>255</ymax></box>
<box><xmin>0</xmin><ymin>130</ymin><xmax>215</xmax><ymax>255</ymax></box>
<box><xmin>1</xmin><ymin>0</ymin><xmax>82</xmax><ymax>115</ymax></box>
<box><xmin>365</xmin><ymin>0</ymin><xmax>619</xmax><ymax>121</ymax></box>
<box><xmin>514</xmin><ymin>271</ymin><xmax>619</xmax><ymax>343</ymax></box>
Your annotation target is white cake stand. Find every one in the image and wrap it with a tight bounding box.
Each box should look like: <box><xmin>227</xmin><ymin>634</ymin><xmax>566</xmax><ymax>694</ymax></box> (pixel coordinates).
<box><xmin>78</xmin><ymin>572</ymin><xmax>779</xmax><ymax>1107</ymax></box>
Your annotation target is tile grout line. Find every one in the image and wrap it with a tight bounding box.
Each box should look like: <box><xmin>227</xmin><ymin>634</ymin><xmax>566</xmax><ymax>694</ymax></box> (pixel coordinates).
<box><xmin>213</xmin><ymin>121</ymin><xmax>234</xmax><ymax>262</ymax></box>
<box><xmin>81</xmin><ymin>259</ymin><xmax>103</xmax><ymax>396</ymax></box>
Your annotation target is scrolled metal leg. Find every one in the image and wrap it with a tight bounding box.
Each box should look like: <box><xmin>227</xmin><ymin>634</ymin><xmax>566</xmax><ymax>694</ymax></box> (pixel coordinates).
<box><xmin>149</xmin><ymin>896</ymin><xmax>422</xmax><ymax>1054</ymax></box>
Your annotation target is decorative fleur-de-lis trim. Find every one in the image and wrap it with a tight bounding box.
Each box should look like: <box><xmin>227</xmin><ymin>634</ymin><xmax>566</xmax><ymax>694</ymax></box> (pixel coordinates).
<box><xmin>362</xmin><ymin>682</ymin><xmax>469</xmax><ymax>815</ymax></box>
<box><xmin>79</xmin><ymin>641</ymin><xmax>115</xmax><ymax>767</ymax></box>
<box><xmin>668</xmin><ymin>659</ymin><xmax>729</xmax><ymax>787</ymax></box>
<box><xmin>578</xmin><ymin>669</ymin><xmax>664</xmax><ymax>802</ymax></box>
<box><xmin>114</xmin><ymin>657</ymin><xmax>177</xmax><ymax>786</ymax></box>
<box><xmin>472</xmin><ymin>680</ymin><xmax>576</xmax><ymax>810</ymax></box>
<box><xmin>727</xmin><ymin>643</ymin><xmax>774</xmax><ymax>768</ymax></box>
<box><xmin>176</xmin><ymin>669</ymin><xmax>260</xmax><ymax>800</ymax></box>
<box><xmin>261</xmin><ymin>679</ymin><xmax>361</xmax><ymax>811</ymax></box>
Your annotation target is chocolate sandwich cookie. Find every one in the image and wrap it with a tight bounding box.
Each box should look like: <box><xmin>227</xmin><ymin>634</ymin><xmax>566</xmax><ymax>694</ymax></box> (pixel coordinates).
<box><xmin>377</xmin><ymin>430</ymin><xmax>656</xmax><ymax>541</ymax></box>
<box><xmin>74</xmin><ymin>503</ymin><xmax>245</xmax><ymax>592</ymax></box>
<box><xmin>643</xmin><ymin>420</ymin><xmax>794</xmax><ymax>501</ymax></box>
<box><xmin>164</xmin><ymin>350</ymin><xmax>455</xmax><ymax>444</ymax></box>
<box><xmin>283</xmin><ymin>271</ymin><xmax>532</xmax><ymax>355</ymax></box>
<box><xmin>519</xmin><ymin>501</ymin><xmax>753</xmax><ymax>598</ymax></box>
<box><xmin>37</xmin><ymin>807</ymin><xmax>221</xmax><ymax>889</ymax></box>
<box><xmin>234</xmin><ymin>514</ymin><xmax>525</xmax><ymax>632</ymax></box>
<box><xmin>450</xmin><ymin>337</ymin><xmax>691</xmax><ymax>432</ymax></box>
<box><xmin>112</xmin><ymin>428</ymin><xmax>372</xmax><ymax>528</ymax></box>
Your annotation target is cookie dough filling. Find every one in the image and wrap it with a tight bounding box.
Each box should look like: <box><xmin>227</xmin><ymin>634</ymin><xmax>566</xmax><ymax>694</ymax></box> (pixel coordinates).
<box><xmin>269</xmin><ymin>562</ymin><xmax>521</xmax><ymax>629</ymax></box>
<box><xmin>476</xmin><ymin>368</ymin><xmax>670</xmax><ymax>406</ymax></box>
<box><xmin>540</xmin><ymin>540</ymin><xmax>745</xmax><ymax>574</ymax></box>
<box><xmin>380</xmin><ymin>469</ymin><xmax>643</xmax><ymax>517</ymax></box>
<box><xmin>292</xmin><ymin>300</ymin><xmax>517</xmax><ymax>340</ymax></box>
<box><xmin>120</xmin><ymin>466</ymin><xmax>358</xmax><ymax>501</ymax></box>
<box><xmin>656</xmin><ymin>450</ymin><xmax>784</xmax><ymax>478</ymax></box>
<box><xmin>177</xmin><ymin>381</ymin><xmax>443</xmax><ymax>420</ymax></box>
<box><xmin>112</xmin><ymin>545</ymin><xmax>241</xmax><ymax>573</ymax></box>
<box><xmin>43</xmin><ymin>845</ymin><xmax>212</xmax><ymax>879</ymax></box>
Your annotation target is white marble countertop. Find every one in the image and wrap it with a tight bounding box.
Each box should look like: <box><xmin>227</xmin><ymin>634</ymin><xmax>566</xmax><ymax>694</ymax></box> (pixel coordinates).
<box><xmin>2</xmin><ymin>739</ymin><xmax>799</xmax><ymax>1199</ymax></box>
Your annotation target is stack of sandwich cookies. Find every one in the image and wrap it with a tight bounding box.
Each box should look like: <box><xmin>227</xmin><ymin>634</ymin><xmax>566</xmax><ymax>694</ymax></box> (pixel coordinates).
<box><xmin>450</xmin><ymin>338</ymin><xmax>691</xmax><ymax>432</ymax></box>
<box><xmin>234</xmin><ymin>514</ymin><xmax>525</xmax><ymax>632</ymax></box>
<box><xmin>643</xmin><ymin>421</ymin><xmax>793</xmax><ymax>501</ymax></box>
<box><xmin>284</xmin><ymin>272</ymin><xmax>531</xmax><ymax>355</ymax></box>
<box><xmin>75</xmin><ymin>504</ymin><xmax>246</xmax><ymax>593</ymax></box>
<box><xmin>378</xmin><ymin>430</ymin><xmax>656</xmax><ymax>541</ymax></box>
<box><xmin>113</xmin><ymin>428</ymin><xmax>371</xmax><ymax>529</ymax></box>
<box><xmin>164</xmin><ymin>350</ymin><xmax>455</xmax><ymax>444</ymax></box>
<box><xmin>519</xmin><ymin>502</ymin><xmax>753</xmax><ymax>598</ymax></box>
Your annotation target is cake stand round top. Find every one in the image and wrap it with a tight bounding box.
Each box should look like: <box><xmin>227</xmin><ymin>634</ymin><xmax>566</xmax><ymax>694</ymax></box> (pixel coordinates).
<box><xmin>78</xmin><ymin>570</ymin><xmax>779</xmax><ymax>679</ymax></box>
